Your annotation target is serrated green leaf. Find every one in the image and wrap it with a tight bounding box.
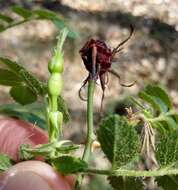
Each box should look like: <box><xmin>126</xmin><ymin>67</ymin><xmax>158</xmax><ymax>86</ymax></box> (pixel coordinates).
<box><xmin>0</xmin><ymin>13</ymin><xmax>13</xmax><ymax>23</ymax></box>
<box><xmin>108</xmin><ymin>176</ymin><xmax>144</xmax><ymax>190</ymax></box>
<box><xmin>139</xmin><ymin>85</ymin><xmax>172</xmax><ymax>113</ymax></box>
<box><xmin>34</xmin><ymin>9</ymin><xmax>59</xmax><ymax>19</ymax></box>
<box><xmin>0</xmin><ymin>57</ymin><xmax>45</xmax><ymax>96</ymax></box>
<box><xmin>19</xmin><ymin>141</ymin><xmax>79</xmax><ymax>160</ymax></box>
<box><xmin>0</xmin><ymin>57</ymin><xmax>23</xmax><ymax>72</ymax></box>
<box><xmin>156</xmin><ymin>175</ymin><xmax>178</xmax><ymax>190</ymax></box>
<box><xmin>11</xmin><ymin>6</ymin><xmax>32</xmax><ymax>18</ymax></box>
<box><xmin>10</xmin><ymin>85</ymin><xmax>37</xmax><ymax>105</ymax></box>
<box><xmin>0</xmin><ymin>154</ymin><xmax>14</xmax><ymax>172</ymax></box>
<box><xmin>19</xmin><ymin>144</ymin><xmax>35</xmax><ymax>160</ymax></box>
<box><xmin>97</xmin><ymin>115</ymin><xmax>140</xmax><ymax>168</ymax></box>
<box><xmin>52</xmin><ymin>156</ymin><xmax>88</xmax><ymax>174</ymax></box>
<box><xmin>146</xmin><ymin>85</ymin><xmax>172</xmax><ymax>110</ymax></box>
<box><xmin>0</xmin><ymin>69</ymin><xmax>22</xmax><ymax>86</ymax></box>
<box><xmin>19</xmin><ymin>69</ymin><xmax>45</xmax><ymax>96</ymax></box>
<box><xmin>19</xmin><ymin>143</ymin><xmax>54</xmax><ymax>160</ymax></box>
<box><xmin>164</xmin><ymin>116</ymin><xmax>178</xmax><ymax>130</ymax></box>
<box><xmin>138</xmin><ymin>85</ymin><xmax>178</xmax><ymax>132</ymax></box>
<box><xmin>139</xmin><ymin>91</ymin><xmax>166</xmax><ymax>113</ymax></box>
<box><xmin>58</xmin><ymin>95</ymin><xmax>70</xmax><ymax>123</ymax></box>
<box><xmin>156</xmin><ymin>130</ymin><xmax>178</xmax><ymax>167</ymax></box>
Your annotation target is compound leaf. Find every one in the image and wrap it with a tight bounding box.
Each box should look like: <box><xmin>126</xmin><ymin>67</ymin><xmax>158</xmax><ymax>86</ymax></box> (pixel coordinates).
<box><xmin>0</xmin><ymin>57</ymin><xmax>45</xmax><ymax>96</ymax></box>
<box><xmin>11</xmin><ymin>6</ymin><xmax>32</xmax><ymax>18</ymax></box>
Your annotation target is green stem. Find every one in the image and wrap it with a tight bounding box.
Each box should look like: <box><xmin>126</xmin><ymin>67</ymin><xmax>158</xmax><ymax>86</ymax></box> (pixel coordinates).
<box><xmin>146</xmin><ymin>110</ymin><xmax>177</xmax><ymax>123</ymax></box>
<box><xmin>5</xmin><ymin>19</ymin><xmax>30</xmax><ymax>30</ymax></box>
<box><xmin>51</xmin><ymin>95</ymin><xmax>58</xmax><ymax>112</ymax></box>
<box><xmin>82</xmin><ymin>168</ymin><xmax>178</xmax><ymax>177</ymax></box>
<box><xmin>82</xmin><ymin>79</ymin><xmax>95</xmax><ymax>161</ymax></box>
<box><xmin>4</xmin><ymin>17</ymin><xmax>40</xmax><ymax>31</ymax></box>
<box><xmin>75</xmin><ymin>80</ymin><xmax>95</xmax><ymax>190</ymax></box>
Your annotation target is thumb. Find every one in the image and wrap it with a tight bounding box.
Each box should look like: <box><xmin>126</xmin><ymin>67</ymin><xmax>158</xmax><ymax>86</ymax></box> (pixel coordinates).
<box><xmin>0</xmin><ymin>118</ymin><xmax>48</xmax><ymax>161</ymax></box>
<box><xmin>0</xmin><ymin>161</ymin><xmax>73</xmax><ymax>190</ymax></box>
<box><xmin>0</xmin><ymin>118</ymin><xmax>75</xmax><ymax>190</ymax></box>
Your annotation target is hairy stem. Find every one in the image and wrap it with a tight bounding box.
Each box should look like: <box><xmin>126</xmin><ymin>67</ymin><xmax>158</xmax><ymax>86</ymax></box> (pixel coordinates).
<box><xmin>75</xmin><ymin>79</ymin><xmax>95</xmax><ymax>190</ymax></box>
<box><xmin>82</xmin><ymin>79</ymin><xmax>95</xmax><ymax>161</ymax></box>
<box><xmin>147</xmin><ymin>110</ymin><xmax>177</xmax><ymax>123</ymax></box>
<box><xmin>82</xmin><ymin>168</ymin><xmax>178</xmax><ymax>177</ymax></box>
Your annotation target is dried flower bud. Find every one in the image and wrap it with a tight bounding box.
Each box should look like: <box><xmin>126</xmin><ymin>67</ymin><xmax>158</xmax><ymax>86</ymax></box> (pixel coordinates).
<box><xmin>80</xmin><ymin>39</ymin><xmax>112</xmax><ymax>79</ymax></box>
<box><xmin>79</xmin><ymin>26</ymin><xmax>135</xmax><ymax>111</ymax></box>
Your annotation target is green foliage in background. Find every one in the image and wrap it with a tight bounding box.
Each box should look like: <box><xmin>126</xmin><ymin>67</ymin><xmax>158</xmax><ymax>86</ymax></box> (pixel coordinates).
<box><xmin>0</xmin><ymin>6</ymin><xmax>77</xmax><ymax>38</ymax></box>
<box><xmin>138</xmin><ymin>85</ymin><xmax>177</xmax><ymax>132</ymax></box>
<box><xmin>0</xmin><ymin>57</ymin><xmax>70</xmax><ymax>124</ymax></box>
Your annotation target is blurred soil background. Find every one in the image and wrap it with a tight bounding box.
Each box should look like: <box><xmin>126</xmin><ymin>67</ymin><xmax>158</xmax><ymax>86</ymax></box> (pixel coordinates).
<box><xmin>0</xmin><ymin>0</ymin><xmax>178</xmax><ymax>189</ymax></box>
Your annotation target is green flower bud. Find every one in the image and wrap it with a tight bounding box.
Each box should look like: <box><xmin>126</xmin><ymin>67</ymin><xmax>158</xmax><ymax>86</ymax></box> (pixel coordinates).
<box><xmin>48</xmin><ymin>73</ymin><xmax>63</xmax><ymax>96</ymax></box>
<box><xmin>49</xmin><ymin>111</ymin><xmax>63</xmax><ymax>141</ymax></box>
<box><xmin>48</xmin><ymin>52</ymin><xmax>64</xmax><ymax>74</ymax></box>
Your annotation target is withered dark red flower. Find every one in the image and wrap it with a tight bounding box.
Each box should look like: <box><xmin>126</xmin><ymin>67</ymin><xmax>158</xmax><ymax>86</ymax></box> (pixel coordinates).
<box><xmin>79</xmin><ymin>26</ymin><xmax>135</xmax><ymax>111</ymax></box>
<box><xmin>80</xmin><ymin>39</ymin><xmax>112</xmax><ymax>78</ymax></box>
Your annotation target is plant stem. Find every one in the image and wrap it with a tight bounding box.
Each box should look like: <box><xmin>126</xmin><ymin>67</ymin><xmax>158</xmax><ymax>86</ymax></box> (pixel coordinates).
<box><xmin>5</xmin><ymin>19</ymin><xmax>30</xmax><ymax>30</ymax></box>
<box><xmin>46</xmin><ymin>29</ymin><xmax>68</xmax><ymax>143</ymax></box>
<box><xmin>82</xmin><ymin>168</ymin><xmax>178</xmax><ymax>177</ymax></box>
<box><xmin>75</xmin><ymin>79</ymin><xmax>95</xmax><ymax>190</ymax></box>
<box><xmin>82</xmin><ymin>79</ymin><xmax>95</xmax><ymax>161</ymax></box>
<box><xmin>146</xmin><ymin>110</ymin><xmax>177</xmax><ymax>123</ymax></box>
<box><xmin>51</xmin><ymin>96</ymin><xmax>58</xmax><ymax>112</ymax></box>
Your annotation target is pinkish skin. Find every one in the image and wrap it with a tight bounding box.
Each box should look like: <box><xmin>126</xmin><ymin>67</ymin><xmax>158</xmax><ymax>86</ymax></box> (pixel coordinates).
<box><xmin>0</xmin><ymin>118</ymin><xmax>75</xmax><ymax>190</ymax></box>
<box><xmin>0</xmin><ymin>118</ymin><xmax>49</xmax><ymax>161</ymax></box>
<box><xmin>0</xmin><ymin>161</ymin><xmax>73</xmax><ymax>190</ymax></box>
